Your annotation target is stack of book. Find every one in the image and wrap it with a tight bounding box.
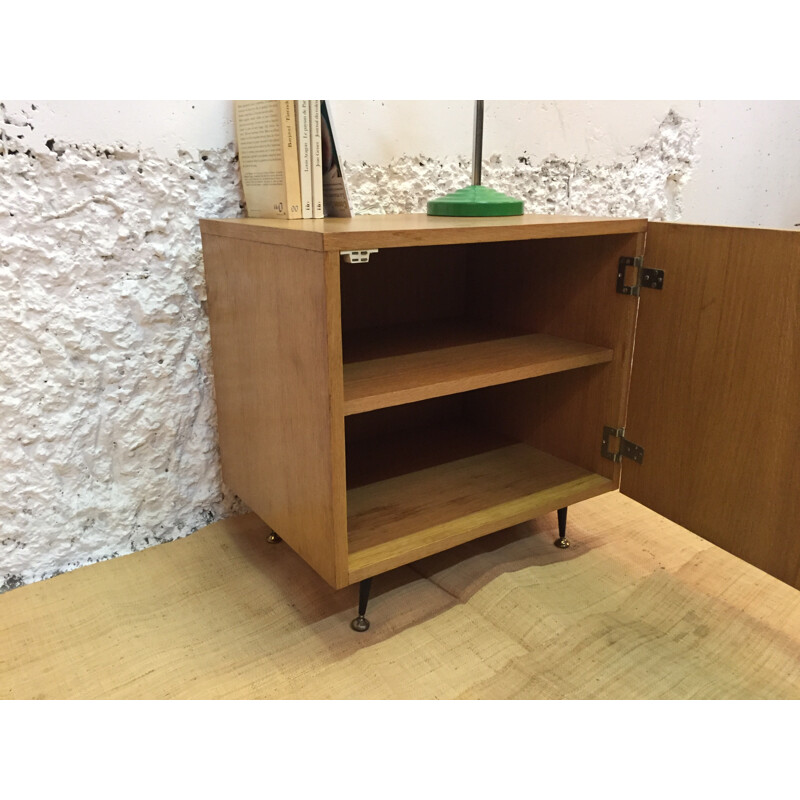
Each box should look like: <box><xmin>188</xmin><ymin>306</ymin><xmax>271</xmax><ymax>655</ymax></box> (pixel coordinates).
<box><xmin>233</xmin><ymin>100</ymin><xmax>351</xmax><ymax>219</ymax></box>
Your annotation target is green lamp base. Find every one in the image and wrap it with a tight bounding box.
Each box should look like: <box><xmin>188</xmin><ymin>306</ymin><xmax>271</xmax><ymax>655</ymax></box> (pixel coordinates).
<box><xmin>427</xmin><ymin>184</ymin><xmax>524</xmax><ymax>217</ymax></box>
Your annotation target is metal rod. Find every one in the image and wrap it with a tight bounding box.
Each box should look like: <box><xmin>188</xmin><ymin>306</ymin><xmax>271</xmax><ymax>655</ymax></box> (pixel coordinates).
<box><xmin>358</xmin><ymin>577</ymin><xmax>372</xmax><ymax>617</ymax></box>
<box><xmin>351</xmin><ymin>577</ymin><xmax>373</xmax><ymax>632</ymax></box>
<box><xmin>554</xmin><ymin>506</ymin><xmax>570</xmax><ymax>549</ymax></box>
<box><xmin>472</xmin><ymin>100</ymin><xmax>484</xmax><ymax>186</ymax></box>
<box><xmin>557</xmin><ymin>507</ymin><xmax>567</xmax><ymax>539</ymax></box>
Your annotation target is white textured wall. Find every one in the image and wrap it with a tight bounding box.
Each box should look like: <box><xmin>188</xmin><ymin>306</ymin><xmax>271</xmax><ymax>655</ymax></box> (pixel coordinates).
<box><xmin>330</xmin><ymin>100</ymin><xmax>800</xmax><ymax>229</ymax></box>
<box><xmin>1</xmin><ymin>100</ymin><xmax>797</xmax><ymax>591</ymax></box>
<box><xmin>342</xmin><ymin>109</ymin><xmax>698</xmax><ymax>220</ymax></box>
<box><xmin>1</xmin><ymin>101</ymin><xmax>245</xmax><ymax>591</ymax></box>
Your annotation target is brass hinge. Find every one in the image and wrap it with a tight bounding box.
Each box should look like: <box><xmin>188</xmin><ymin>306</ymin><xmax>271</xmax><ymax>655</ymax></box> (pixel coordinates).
<box><xmin>601</xmin><ymin>426</ymin><xmax>644</xmax><ymax>464</ymax></box>
<box><xmin>617</xmin><ymin>256</ymin><xmax>664</xmax><ymax>296</ymax></box>
<box><xmin>341</xmin><ymin>249</ymin><xmax>378</xmax><ymax>264</ymax></box>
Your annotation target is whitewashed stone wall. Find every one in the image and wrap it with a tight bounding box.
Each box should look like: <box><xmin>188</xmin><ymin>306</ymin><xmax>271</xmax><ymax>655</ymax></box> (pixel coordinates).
<box><xmin>0</xmin><ymin>103</ymin><xmax>698</xmax><ymax>591</ymax></box>
<box><xmin>345</xmin><ymin>110</ymin><xmax>698</xmax><ymax>219</ymax></box>
<box><xmin>0</xmin><ymin>102</ymin><xmax>247</xmax><ymax>591</ymax></box>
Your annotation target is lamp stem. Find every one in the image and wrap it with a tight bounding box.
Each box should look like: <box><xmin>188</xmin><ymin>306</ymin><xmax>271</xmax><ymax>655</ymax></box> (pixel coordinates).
<box><xmin>472</xmin><ymin>100</ymin><xmax>484</xmax><ymax>186</ymax></box>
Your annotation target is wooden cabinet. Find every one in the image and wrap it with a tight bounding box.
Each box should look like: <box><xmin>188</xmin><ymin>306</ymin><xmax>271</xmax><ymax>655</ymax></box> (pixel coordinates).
<box><xmin>199</xmin><ymin>214</ymin><xmax>800</xmax><ymax>615</ymax></box>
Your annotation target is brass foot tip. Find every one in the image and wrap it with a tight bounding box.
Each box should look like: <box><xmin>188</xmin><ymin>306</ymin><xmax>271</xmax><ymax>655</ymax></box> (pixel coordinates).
<box><xmin>554</xmin><ymin>537</ymin><xmax>570</xmax><ymax>549</ymax></box>
<box><xmin>267</xmin><ymin>532</ymin><xmax>282</xmax><ymax>544</ymax></box>
<box><xmin>351</xmin><ymin>616</ymin><xmax>370</xmax><ymax>632</ymax></box>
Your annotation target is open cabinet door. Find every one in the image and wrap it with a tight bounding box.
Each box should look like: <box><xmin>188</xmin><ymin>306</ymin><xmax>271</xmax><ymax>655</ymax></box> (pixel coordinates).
<box><xmin>621</xmin><ymin>222</ymin><xmax>800</xmax><ymax>589</ymax></box>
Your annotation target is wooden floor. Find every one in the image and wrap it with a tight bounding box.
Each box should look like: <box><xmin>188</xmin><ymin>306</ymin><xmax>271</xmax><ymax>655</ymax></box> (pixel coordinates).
<box><xmin>2</xmin><ymin>491</ymin><xmax>799</xmax><ymax>700</ymax></box>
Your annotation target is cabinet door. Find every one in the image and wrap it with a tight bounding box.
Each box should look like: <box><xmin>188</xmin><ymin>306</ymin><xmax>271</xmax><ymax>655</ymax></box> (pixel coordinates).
<box><xmin>621</xmin><ymin>222</ymin><xmax>800</xmax><ymax>589</ymax></box>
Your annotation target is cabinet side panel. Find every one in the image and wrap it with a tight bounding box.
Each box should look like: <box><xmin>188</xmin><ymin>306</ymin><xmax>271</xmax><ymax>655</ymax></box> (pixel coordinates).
<box><xmin>202</xmin><ymin>234</ymin><xmax>343</xmax><ymax>587</ymax></box>
<box><xmin>623</xmin><ymin>223</ymin><xmax>800</xmax><ymax>590</ymax></box>
<box><xmin>465</xmin><ymin>234</ymin><xmax>643</xmax><ymax>482</ymax></box>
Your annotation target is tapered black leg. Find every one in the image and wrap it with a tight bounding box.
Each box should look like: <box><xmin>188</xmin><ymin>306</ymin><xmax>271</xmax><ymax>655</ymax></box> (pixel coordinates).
<box><xmin>350</xmin><ymin>578</ymin><xmax>373</xmax><ymax>632</ymax></box>
<box><xmin>554</xmin><ymin>506</ymin><xmax>570</xmax><ymax>548</ymax></box>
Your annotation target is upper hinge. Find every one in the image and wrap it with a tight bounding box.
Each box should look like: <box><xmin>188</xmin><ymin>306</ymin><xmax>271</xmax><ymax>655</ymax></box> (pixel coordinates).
<box><xmin>341</xmin><ymin>249</ymin><xmax>378</xmax><ymax>264</ymax></box>
<box><xmin>601</xmin><ymin>425</ymin><xmax>644</xmax><ymax>464</ymax></box>
<box><xmin>617</xmin><ymin>256</ymin><xmax>665</xmax><ymax>296</ymax></box>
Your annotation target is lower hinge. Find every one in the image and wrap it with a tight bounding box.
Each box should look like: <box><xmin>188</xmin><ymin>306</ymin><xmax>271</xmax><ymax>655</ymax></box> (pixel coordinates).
<box><xmin>341</xmin><ymin>249</ymin><xmax>378</xmax><ymax>264</ymax></box>
<box><xmin>601</xmin><ymin>425</ymin><xmax>644</xmax><ymax>464</ymax></box>
<box><xmin>617</xmin><ymin>256</ymin><xmax>665</xmax><ymax>296</ymax></box>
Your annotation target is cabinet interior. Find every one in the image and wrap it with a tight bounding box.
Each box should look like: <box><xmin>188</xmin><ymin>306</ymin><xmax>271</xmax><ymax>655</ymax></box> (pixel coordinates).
<box><xmin>339</xmin><ymin>233</ymin><xmax>639</xmax><ymax>580</ymax></box>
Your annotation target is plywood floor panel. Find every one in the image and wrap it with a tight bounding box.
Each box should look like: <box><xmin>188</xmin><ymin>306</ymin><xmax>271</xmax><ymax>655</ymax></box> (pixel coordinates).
<box><xmin>1</xmin><ymin>493</ymin><xmax>799</xmax><ymax>700</ymax></box>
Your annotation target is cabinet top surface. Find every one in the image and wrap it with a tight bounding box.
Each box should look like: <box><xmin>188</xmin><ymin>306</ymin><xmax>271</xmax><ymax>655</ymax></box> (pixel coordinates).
<box><xmin>200</xmin><ymin>213</ymin><xmax>647</xmax><ymax>251</ymax></box>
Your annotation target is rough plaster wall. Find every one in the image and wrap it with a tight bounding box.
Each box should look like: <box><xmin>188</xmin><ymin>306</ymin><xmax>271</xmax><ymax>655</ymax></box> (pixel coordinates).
<box><xmin>0</xmin><ymin>103</ymin><xmax>698</xmax><ymax>592</ymax></box>
<box><xmin>0</xmin><ymin>102</ymin><xmax>246</xmax><ymax>591</ymax></box>
<box><xmin>345</xmin><ymin>111</ymin><xmax>698</xmax><ymax>219</ymax></box>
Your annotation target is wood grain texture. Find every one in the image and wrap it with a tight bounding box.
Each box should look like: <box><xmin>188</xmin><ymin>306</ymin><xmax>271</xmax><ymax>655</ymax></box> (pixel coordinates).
<box><xmin>340</xmin><ymin>245</ymin><xmax>468</xmax><ymax>333</ymax></box>
<box><xmin>344</xmin><ymin>395</ymin><xmax>465</xmax><ymax>448</ymax></box>
<box><xmin>343</xmin><ymin>319</ymin><xmax>509</xmax><ymax>362</ymax></box>
<box><xmin>345</xmin><ymin>419</ymin><xmax>509</xmax><ymax>489</ymax></box>
<box><xmin>464</xmin><ymin>233</ymin><xmax>644</xmax><ymax>482</ymax></box>
<box><xmin>623</xmin><ymin>222</ymin><xmax>800</xmax><ymax>589</ymax></box>
<box><xmin>324</xmin><ymin>250</ymin><xmax>350</xmax><ymax>583</ymax></box>
<box><xmin>343</xmin><ymin>332</ymin><xmax>613</xmax><ymax>415</ymax></box>
<box><xmin>201</xmin><ymin>234</ymin><xmax>348</xmax><ymax>588</ymax></box>
<box><xmin>200</xmin><ymin>218</ymin><xmax>325</xmax><ymax>251</ymax></box>
<box><xmin>202</xmin><ymin>219</ymin><xmax>643</xmax><ymax>592</ymax></box>
<box><xmin>202</xmin><ymin>213</ymin><xmax>648</xmax><ymax>251</ymax></box>
<box><xmin>346</xmin><ymin>434</ymin><xmax>614</xmax><ymax>582</ymax></box>
<box><xmin>3</xmin><ymin>492</ymin><xmax>798</xmax><ymax>699</ymax></box>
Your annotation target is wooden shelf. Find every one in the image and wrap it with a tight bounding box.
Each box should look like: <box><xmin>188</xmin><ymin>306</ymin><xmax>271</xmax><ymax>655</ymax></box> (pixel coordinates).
<box><xmin>342</xmin><ymin>324</ymin><xmax>613</xmax><ymax>415</ymax></box>
<box><xmin>346</xmin><ymin>424</ymin><xmax>614</xmax><ymax>581</ymax></box>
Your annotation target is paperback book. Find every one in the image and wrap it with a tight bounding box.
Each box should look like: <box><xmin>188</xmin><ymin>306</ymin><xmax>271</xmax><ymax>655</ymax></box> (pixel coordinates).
<box><xmin>234</xmin><ymin>100</ymin><xmax>303</xmax><ymax>219</ymax></box>
<box><xmin>233</xmin><ymin>99</ymin><xmax>350</xmax><ymax>219</ymax></box>
<box><xmin>295</xmin><ymin>100</ymin><xmax>313</xmax><ymax>219</ymax></box>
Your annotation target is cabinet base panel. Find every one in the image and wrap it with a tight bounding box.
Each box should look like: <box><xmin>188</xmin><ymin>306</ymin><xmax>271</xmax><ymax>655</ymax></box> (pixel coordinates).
<box><xmin>346</xmin><ymin>426</ymin><xmax>614</xmax><ymax>582</ymax></box>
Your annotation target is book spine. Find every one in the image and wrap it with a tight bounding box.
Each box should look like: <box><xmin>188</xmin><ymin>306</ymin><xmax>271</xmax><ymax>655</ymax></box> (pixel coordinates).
<box><xmin>295</xmin><ymin>101</ymin><xmax>313</xmax><ymax>219</ymax></box>
<box><xmin>309</xmin><ymin>100</ymin><xmax>324</xmax><ymax>218</ymax></box>
<box><xmin>279</xmin><ymin>100</ymin><xmax>303</xmax><ymax>220</ymax></box>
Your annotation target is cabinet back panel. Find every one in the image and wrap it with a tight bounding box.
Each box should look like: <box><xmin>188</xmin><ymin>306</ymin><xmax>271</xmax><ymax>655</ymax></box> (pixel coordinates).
<box><xmin>340</xmin><ymin>244</ymin><xmax>469</xmax><ymax>333</ymax></box>
<box><xmin>465</xmin><ymin>235</ymin><xmax>640</xmax><ymax>340</ymax></box>
<box><xmin>344</xmin><ymin>395</ymin><xmax>464</xmax><ymax>444</ymax></box>
<box><xmin>464</xmin><ymin>368</ymin><xmax>615</xmax><ymax>481</ymax></box>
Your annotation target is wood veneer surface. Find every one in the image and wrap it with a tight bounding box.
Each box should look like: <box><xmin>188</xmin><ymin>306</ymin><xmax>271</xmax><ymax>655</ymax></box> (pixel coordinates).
<box><xmin>201</xmin><ymin>235</ymin><xmax>348</xmax><ymax>587</ymax></box>
<box><xmin>624</xmin><ymin>223</ymin><xmax>800</xmax><ymax>589</ymax></box>
<box><xmin>200</xmin><ymin>213</ymin><xmax>648</xmax><ymax>251</ymax></box>
<box><xmin>464</xmin><ymin>233</ymin><xmax>644</xmax><ymax>482</ymax></box>
<box><xmin>346</xmin><ymin>431</ymin><xmax>614</xmax><ymax>581</ymax></box>
<box><xmin>343</xmin><ymin>331</ymin><xmax>613</xmax><ymax>415</ymax></box>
